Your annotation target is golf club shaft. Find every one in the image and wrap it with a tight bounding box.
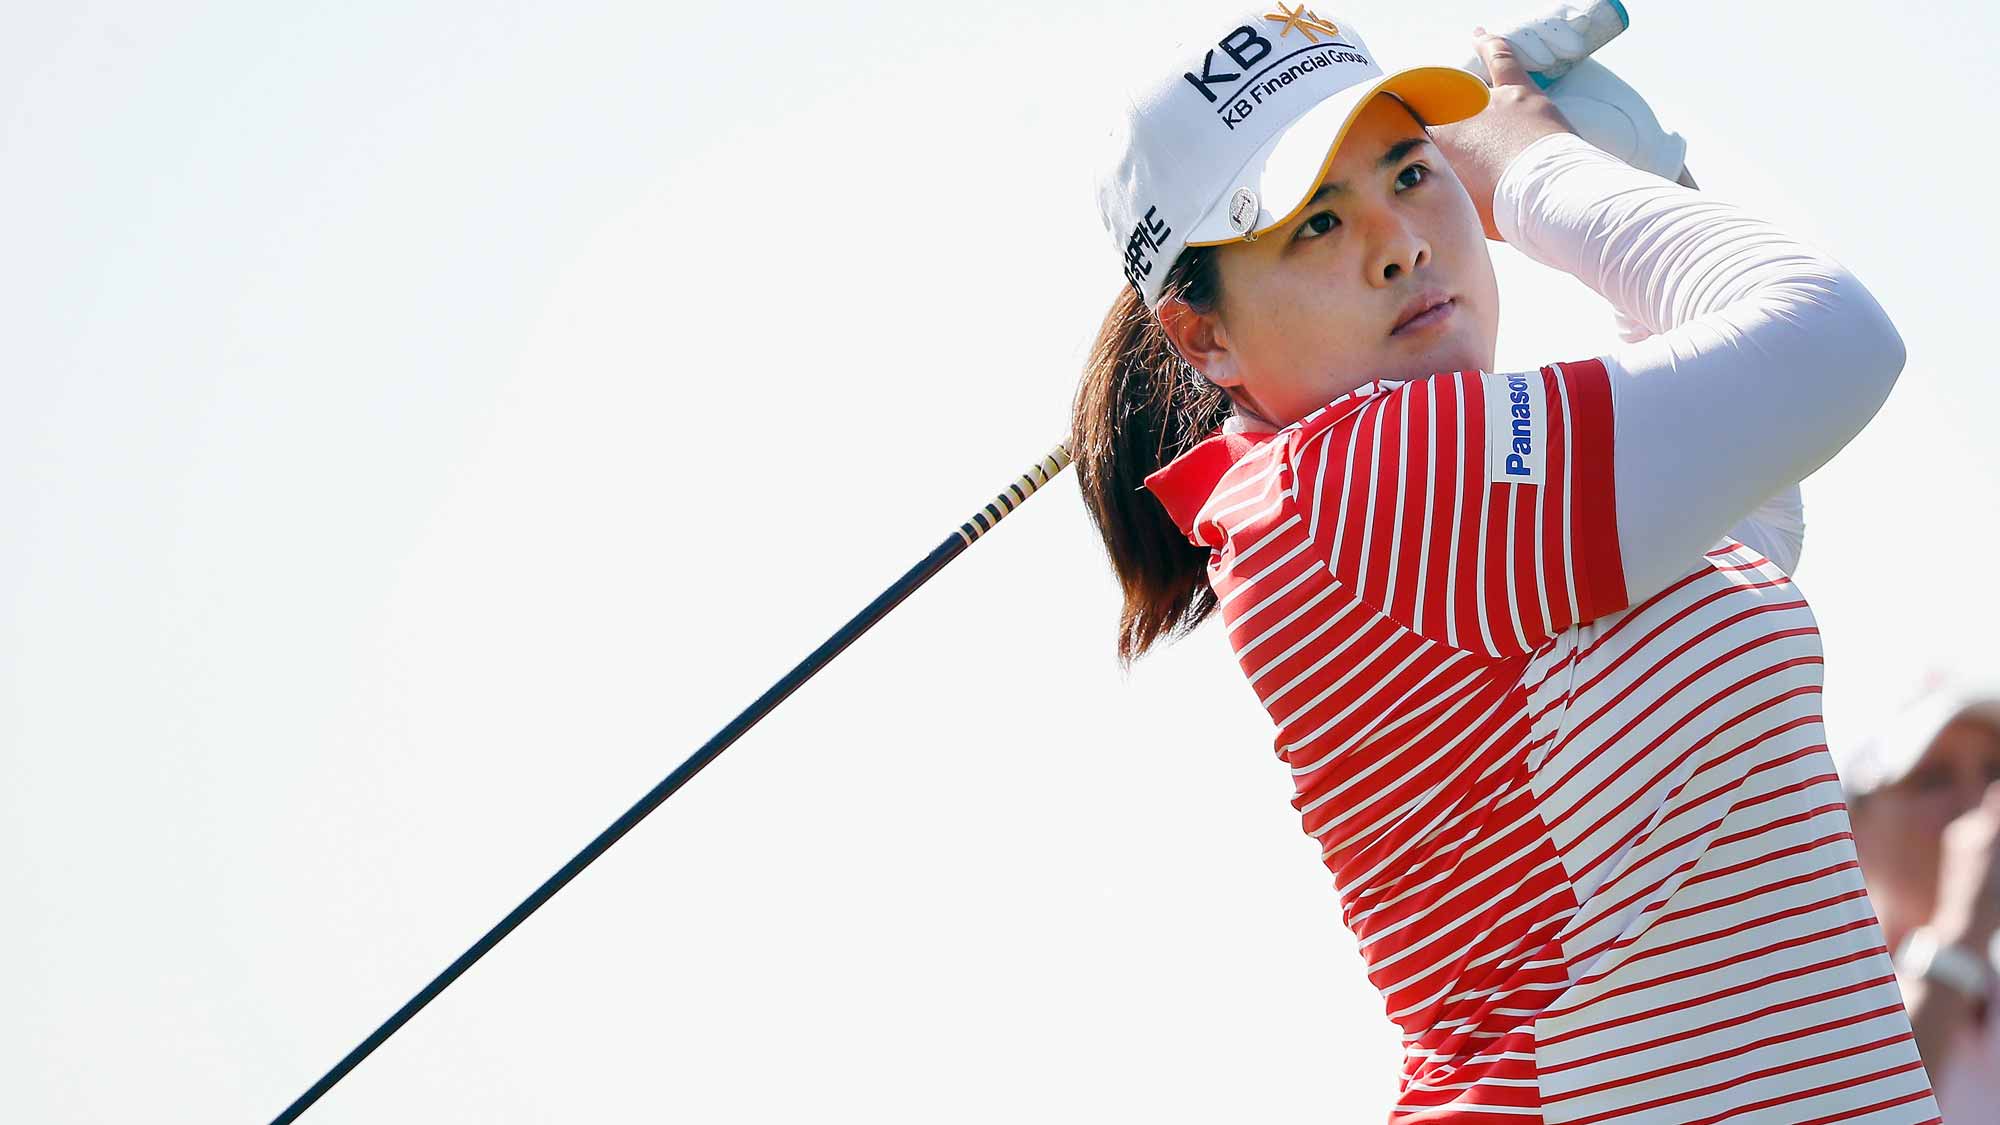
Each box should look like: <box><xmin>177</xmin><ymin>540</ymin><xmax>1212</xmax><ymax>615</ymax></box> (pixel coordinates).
<box><xmin>269</xmin><ymin>443</ymin><xmax>1074</xmax><ymax>1124</ymax></box>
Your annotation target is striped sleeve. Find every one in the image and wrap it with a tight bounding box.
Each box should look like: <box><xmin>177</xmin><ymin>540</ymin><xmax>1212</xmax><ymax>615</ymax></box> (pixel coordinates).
<box><xmin>1291</xmin><ymin>362</ymin><xmax>1628</xmax><ymax>657</ymax></box>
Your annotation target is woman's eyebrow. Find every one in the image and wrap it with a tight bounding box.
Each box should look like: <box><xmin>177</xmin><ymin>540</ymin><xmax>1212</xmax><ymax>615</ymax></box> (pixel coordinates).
<box><xmin>1307</xmin><ymin>136</ymin><xmax>1431</xmax><ymax>203</ymax></box>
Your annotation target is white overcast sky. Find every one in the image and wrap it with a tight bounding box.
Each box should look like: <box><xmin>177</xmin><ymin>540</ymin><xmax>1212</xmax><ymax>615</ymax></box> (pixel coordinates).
<box><xmin>5</xmin><ymin>2</ymin><xmax>1994</xmax><ymax>1122</ymax></box>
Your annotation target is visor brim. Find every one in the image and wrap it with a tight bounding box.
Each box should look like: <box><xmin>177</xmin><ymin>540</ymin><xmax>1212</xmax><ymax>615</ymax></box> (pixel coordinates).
<box><xmin>1182</xmin><ymin>66</ymin><xmax>1492</xmax><ymax>248</ymax></box>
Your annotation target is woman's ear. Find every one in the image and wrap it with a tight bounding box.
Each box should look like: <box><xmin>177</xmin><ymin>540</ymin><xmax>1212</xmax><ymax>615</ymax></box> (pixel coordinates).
<box><xmin>1156</xmin><ymin>297</ymin><xmax>1244</xmax><ymax>389</ymax></box>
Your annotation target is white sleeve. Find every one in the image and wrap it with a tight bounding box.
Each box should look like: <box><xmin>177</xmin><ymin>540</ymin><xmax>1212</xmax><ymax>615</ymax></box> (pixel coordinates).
<box><xmin>1494</xmin><ymin>132</ymin><xmax>1903</xmax><ymax>602</ymax></box>
<box><xmin>1728</xmin><ymin>485</ymin><xmax>1806</xmax><ymax>575</ymax></box>
<box><xmin>1601</xmin><ymin>283</ymin><xmax>1806</xmax><ymax>575</ymax></box>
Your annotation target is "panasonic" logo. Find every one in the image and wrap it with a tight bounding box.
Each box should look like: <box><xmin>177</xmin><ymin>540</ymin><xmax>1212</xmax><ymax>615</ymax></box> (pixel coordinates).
<box><xmin>1504</xmin><ymin>373</ymin><xmax>1535</xmax><ymax>477</ymax></box>
<box><xmin>1483</xmin><ymin>369</ymin><xmax>1546</xmax><ymax>486</ymax></box>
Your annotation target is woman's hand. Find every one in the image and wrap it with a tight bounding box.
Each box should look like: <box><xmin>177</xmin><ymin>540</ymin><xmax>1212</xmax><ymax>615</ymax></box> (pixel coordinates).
<box><xmin>1934</xmin><ymin>782</ymin><xmax>2000</xmax><ymax>949</ymax></box>
<box><xmin>1430</xmin><ymin>29</ymin><xmax>1577</xmax><ymax>242</ymax></box>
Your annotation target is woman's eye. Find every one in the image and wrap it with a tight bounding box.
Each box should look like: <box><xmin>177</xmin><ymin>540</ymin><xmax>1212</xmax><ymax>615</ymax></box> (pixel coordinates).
<box><xmin>1296</xmin><ymin>165</ymin><xmax>1430</xmax><ymax>242</ymax></box>
<box><xmin>1297</xmin><ymin>211</ymin><xmax>1339</xmax><ymax>240</ymax></box>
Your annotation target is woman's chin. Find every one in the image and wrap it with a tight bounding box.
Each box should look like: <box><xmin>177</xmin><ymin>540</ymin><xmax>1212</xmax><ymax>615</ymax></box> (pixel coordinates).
<box><xmin>1384</xmin><ymin>341</ymin><xmax>1489</xmax><ymax>383</ymax></box>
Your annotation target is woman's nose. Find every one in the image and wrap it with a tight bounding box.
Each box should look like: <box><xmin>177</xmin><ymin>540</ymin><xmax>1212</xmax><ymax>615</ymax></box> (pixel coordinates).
<box><xmin>1368</xmin><ymin>216</ymin><xmax>1430</xmax><ymax>285</ymax></box>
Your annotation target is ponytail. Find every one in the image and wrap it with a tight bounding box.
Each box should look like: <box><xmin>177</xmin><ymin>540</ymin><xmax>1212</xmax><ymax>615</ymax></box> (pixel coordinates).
<box><xmin>1070</xmin><ymin>248</ymin><xmax>1231</xmax><ymax>666</ymax></box>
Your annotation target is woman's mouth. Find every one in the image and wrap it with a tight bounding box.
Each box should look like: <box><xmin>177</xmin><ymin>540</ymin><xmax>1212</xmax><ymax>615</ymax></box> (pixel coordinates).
<box><xmin>1391</xmin><ymin>298</ymin><xmax>1455</xmax><ymax>337</ymax></box>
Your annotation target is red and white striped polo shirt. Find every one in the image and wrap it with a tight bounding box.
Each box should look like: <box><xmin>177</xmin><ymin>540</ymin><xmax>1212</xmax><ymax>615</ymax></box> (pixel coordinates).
<box><xmin>1145</xmin><ymin>361</ymin><xmax>1939</xmax><ymax>1123</ymax></box>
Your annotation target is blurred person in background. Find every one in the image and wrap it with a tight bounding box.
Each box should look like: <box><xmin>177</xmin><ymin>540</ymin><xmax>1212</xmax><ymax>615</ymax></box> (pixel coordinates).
<box><xmin>1842</xmin><ymin>672</ymin><xmax>2000</xmax><ymax>1119</ymax></box>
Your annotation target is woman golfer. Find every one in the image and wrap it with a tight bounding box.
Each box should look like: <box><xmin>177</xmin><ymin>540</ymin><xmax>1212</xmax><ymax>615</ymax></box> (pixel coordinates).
<box><xmin>1074</xmin><ymin>8</ymin><xmax>1937</xmax><ymax>1122</ymax></box>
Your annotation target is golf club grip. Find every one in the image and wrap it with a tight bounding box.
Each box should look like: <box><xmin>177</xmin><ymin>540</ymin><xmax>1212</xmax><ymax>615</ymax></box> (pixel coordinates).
<box><xmin>1466</xmin><ymin>0</ymin><xmax>1629</xmax><ymax>88</ymax></box>
<box><xmin>957</xmin><ymin>445</ymin><xmax>1074</xmax><ymax>545</ymax></box>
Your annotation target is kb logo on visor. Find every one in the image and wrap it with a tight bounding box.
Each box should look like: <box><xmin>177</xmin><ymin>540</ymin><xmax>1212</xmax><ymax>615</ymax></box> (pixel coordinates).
<box><xmin>1182</xmin><ymin>6</ymin><xmax>1347</xmax><ymax>105</ymax></box>
<box><xmin>1266</xmin><ymin>4</ymin><xmax>1340</xmax><ymax>42</ymax></box>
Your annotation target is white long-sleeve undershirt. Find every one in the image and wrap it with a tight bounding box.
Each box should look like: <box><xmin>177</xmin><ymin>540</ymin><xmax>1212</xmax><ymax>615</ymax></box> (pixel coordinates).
<box><xmin>1494</xmin><ymin>131</ymin><xmax>1905</xmax><ymax>603</ymax></box>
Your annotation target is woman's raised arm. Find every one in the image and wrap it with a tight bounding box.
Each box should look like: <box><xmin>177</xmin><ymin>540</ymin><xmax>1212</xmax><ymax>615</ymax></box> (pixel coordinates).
<box><xmin>1495</xmin><ymin>131</ymin><xmax>1905</xmax><ymax>603</ymax></box>
<box><xmin>1435</xmin><ymin>30</ymin><xmax>1893</xmax><ymax>599</ymax></box>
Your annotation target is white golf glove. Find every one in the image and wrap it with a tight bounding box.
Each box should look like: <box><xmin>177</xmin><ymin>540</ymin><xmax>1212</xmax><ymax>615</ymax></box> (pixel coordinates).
<box><xmin>1539</xmin><ymin>57</ymin><xmax>1687</xmax><ymax>183</ymax></box>
<box><xmin>1463</xmin><ymin>7</ymin><xmax>1688</xmax><ymax>183</ymax></box>
<box><xmin>1464</xmin><ymin>6</ymin><xmax>1689</xmax><ymax>341</ymax></box>
<box><xmin>1461</xmin><ymin>2</ymin><xmax>1626</xmax><ymax>82</ymax></box>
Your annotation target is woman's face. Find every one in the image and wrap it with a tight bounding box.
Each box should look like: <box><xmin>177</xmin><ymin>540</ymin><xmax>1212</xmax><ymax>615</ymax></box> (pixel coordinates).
<box><xmin>1167</xmin><ymin>92</ymin><xmax>1500</xmax><ymax>429</ymax></box>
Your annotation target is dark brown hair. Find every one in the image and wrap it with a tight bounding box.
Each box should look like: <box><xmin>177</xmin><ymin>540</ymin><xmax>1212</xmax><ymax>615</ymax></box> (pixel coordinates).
<box><xmin>1069</xmin><ymin>248</ymin><xmax>1232</xmax><ymax>667</ymax></box>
